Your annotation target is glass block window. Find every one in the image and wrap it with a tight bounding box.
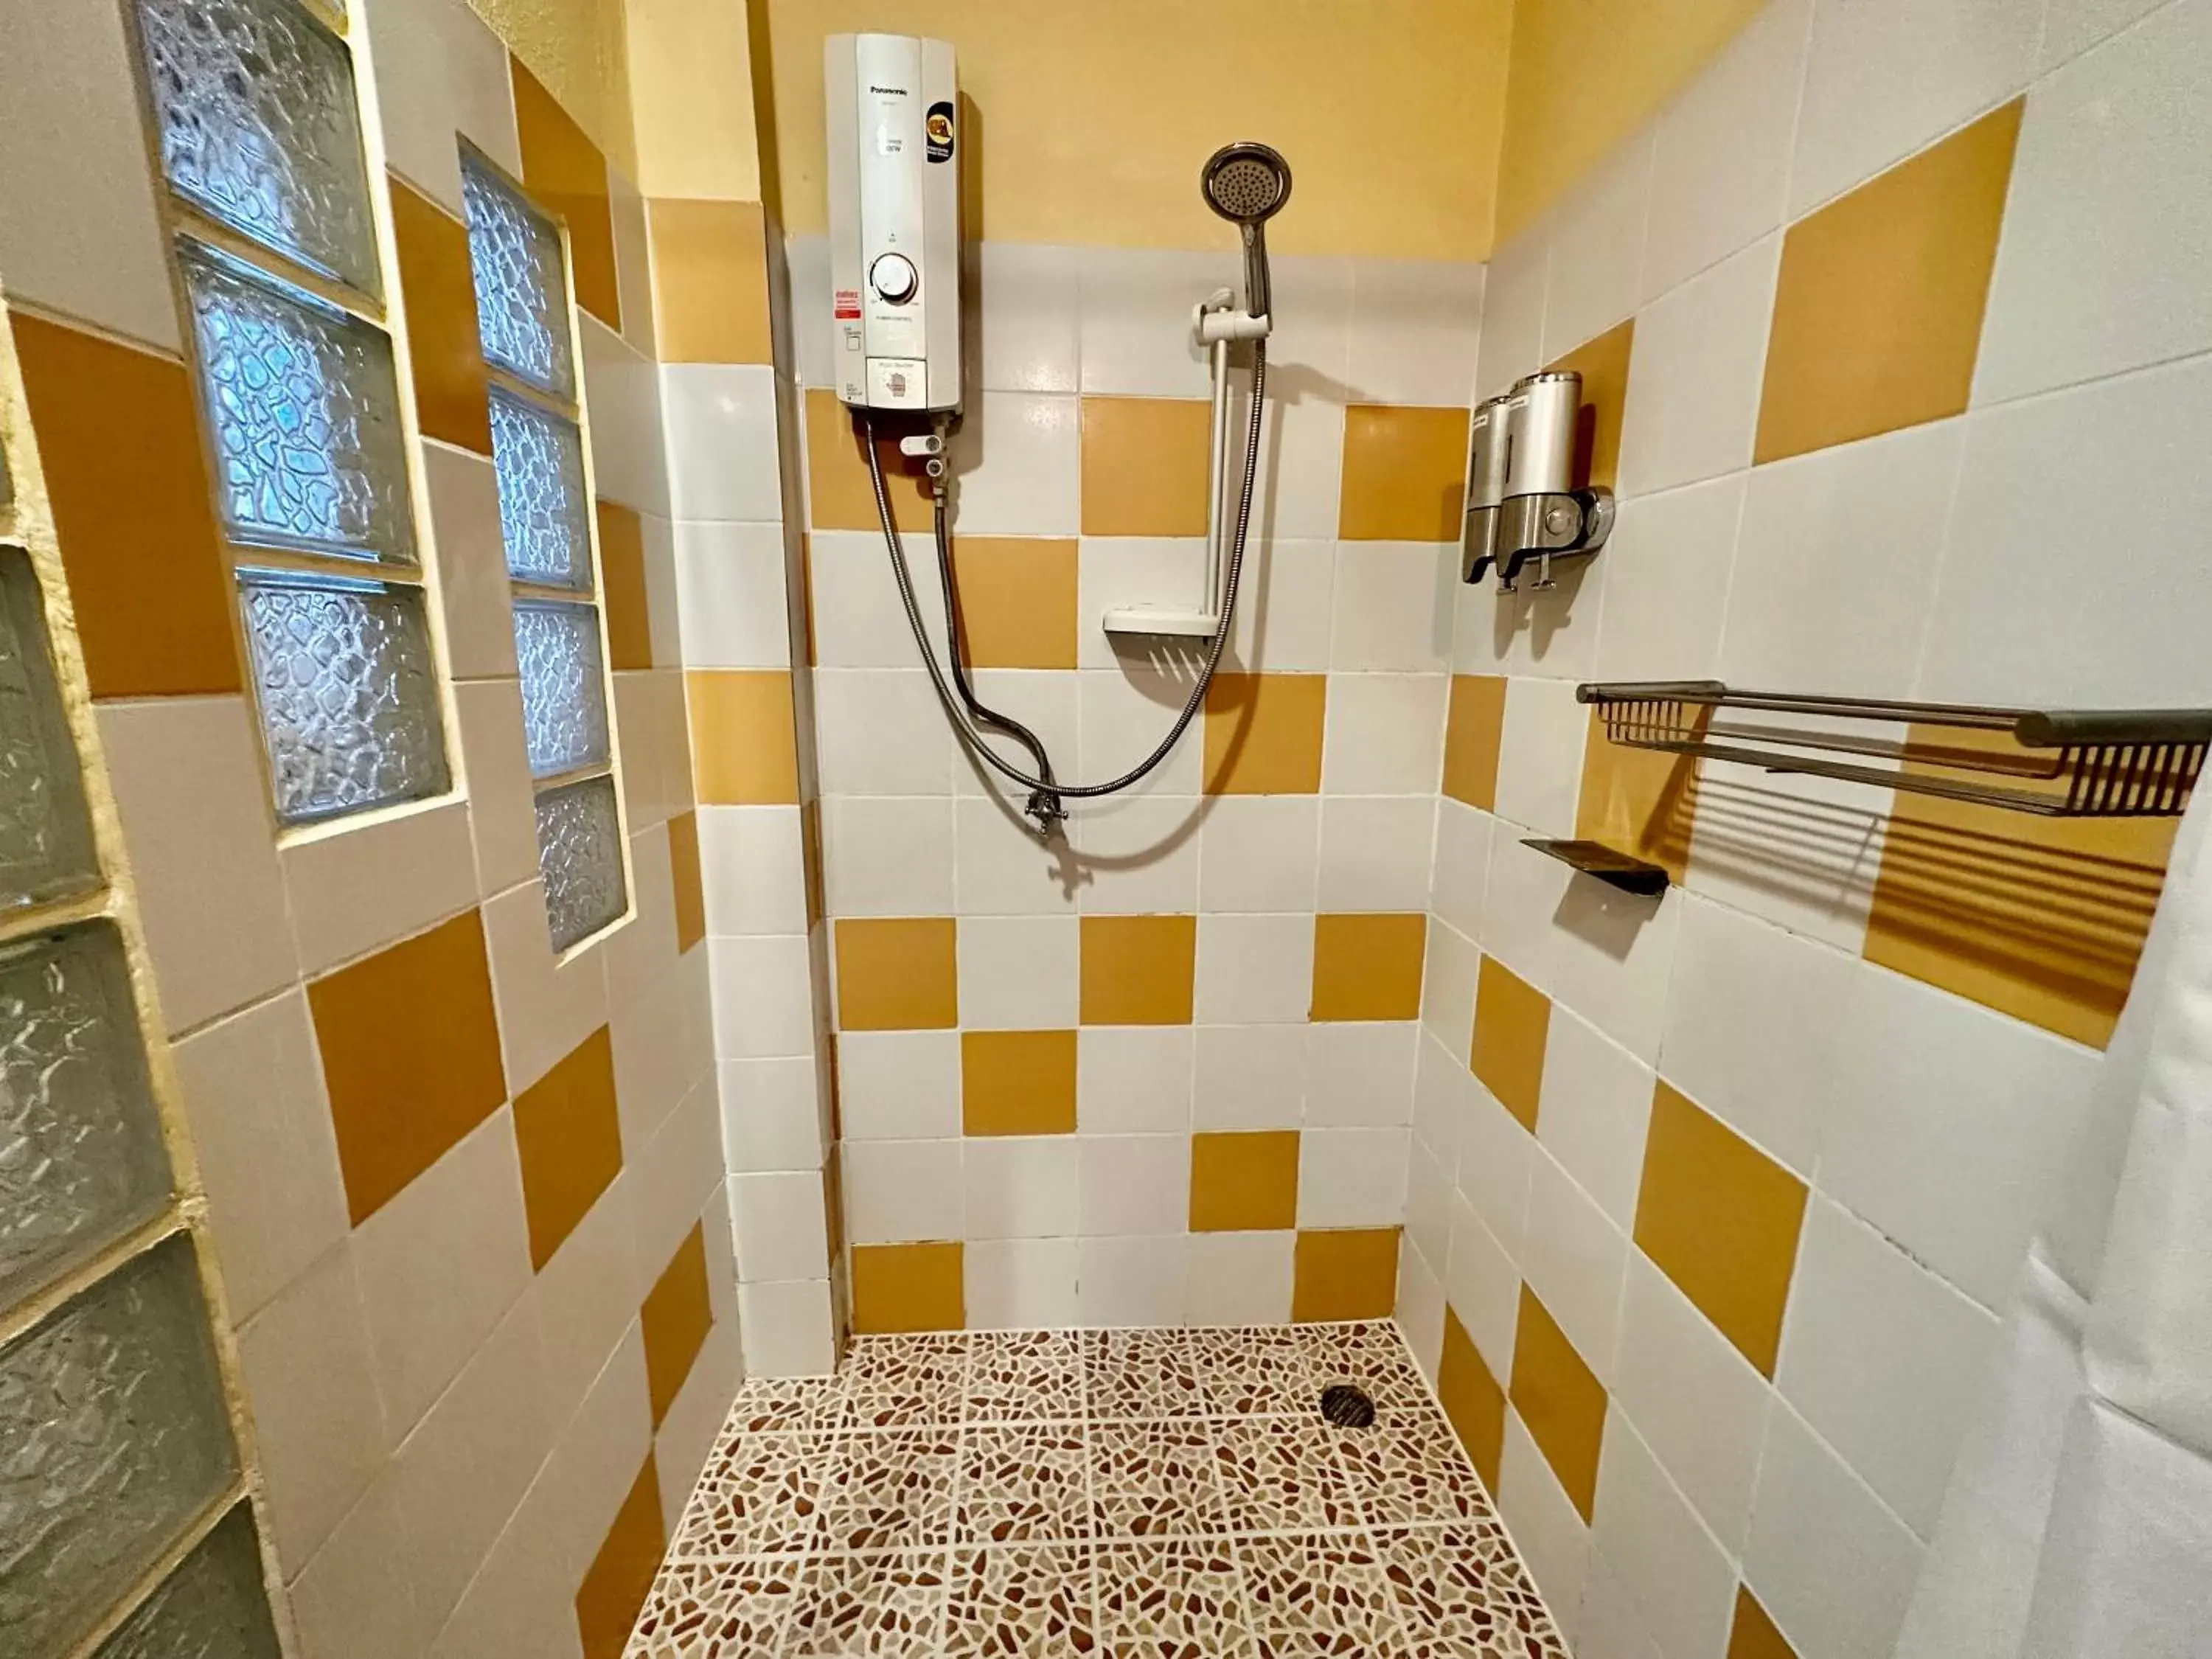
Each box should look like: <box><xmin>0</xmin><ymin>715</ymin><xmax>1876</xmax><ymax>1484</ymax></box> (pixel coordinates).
<box><xmin>462</xmin><ymin>148</ymin><xmax>629</xmax><ymax>950</ymax></box>
<box><xmin>94</xmin><ymin>1506</ymin><xmax>281</xmax><ymax>1659</ymax></box>
<box><xmin>0</xmin><ymin>550</ymin><xmax>97</xmax><ymax>913</ymax></box>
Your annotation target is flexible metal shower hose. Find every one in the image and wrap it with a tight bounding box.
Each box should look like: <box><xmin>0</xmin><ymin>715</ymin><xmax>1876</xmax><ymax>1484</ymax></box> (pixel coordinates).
<box><xmin>863</xmin><ymin>342</ymin><xmax>1269</xmax><ymax>827</ymax></box>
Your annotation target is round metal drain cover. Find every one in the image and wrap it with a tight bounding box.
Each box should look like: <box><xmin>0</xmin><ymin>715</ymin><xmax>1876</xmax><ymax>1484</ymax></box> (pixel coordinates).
<box><xmin>1319</xmin><ymin>1382</ymin><xmax>1377</xmax><ymax>1428</ymax></box>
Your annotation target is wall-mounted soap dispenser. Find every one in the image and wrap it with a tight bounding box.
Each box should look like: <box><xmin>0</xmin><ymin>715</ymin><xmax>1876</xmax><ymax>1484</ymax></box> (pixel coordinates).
<box><xmin>1463</xmin><ymin>369</ymin><xmax>1614</xmax><ymax>593</ymax></box>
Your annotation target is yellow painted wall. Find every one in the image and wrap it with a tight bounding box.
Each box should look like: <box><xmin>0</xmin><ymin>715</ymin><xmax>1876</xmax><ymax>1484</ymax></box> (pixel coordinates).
<box><xmin>628</xmin><ymin>0</ymin><xmax>765</xmax><ymax>200</ymax></box>
<box><xmin>1493</xmin><ymin>0</ymin><xmax>1765</xmax><ymax>243</ymax></box>
<box><xmin>762</xmin><ymin>0</ymin><xmax>1514</xmax><ymax>262</ymax></box>
<box><xmin>465</xmin><ymin>0</ymin><xmax>638</xmax><ymax>174</ymax></box>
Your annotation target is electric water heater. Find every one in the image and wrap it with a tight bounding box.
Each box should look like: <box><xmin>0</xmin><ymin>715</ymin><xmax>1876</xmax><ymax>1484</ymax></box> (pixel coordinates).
<box><xmin>824</xmin><ymin>32</ymin><xmax>961</xmax><ymax>413</ymax></box>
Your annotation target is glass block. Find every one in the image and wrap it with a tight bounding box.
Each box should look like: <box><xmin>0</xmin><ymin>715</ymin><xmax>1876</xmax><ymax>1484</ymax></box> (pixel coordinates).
<box><xmin>240</xmin><ymin>571</ymin><xmax>451</xmax><ymax>822</ymax></box>
<box><xmin>489</xmin><ymin>390</ymin><xmax>591</xmax><ymax>589</ymax></box>
<box><xmin>94</xmin><ymin>1505</ymin><xmax>280</xmax><ymax>1659</ymax></box>
<box><xmin>514</xmin><ymin>600</ymin><xmax>610</xmax><ymax>778</ymax></box>
<box><xmin>134</xmin><ymin>0</ymin><xmax>379</xmax><ymax>293</ymax></box>
<box><xmin>536</xmin><ymin>773</ymin><xmax>626</xmax><ymax>950</ymax></box>
<box><xmin>0</xmin><ymin>925</ymin><xmax>173</xmax><ymax>1309</ymax></box>
<box><xmin>180</xmin><ymin>240</ymin><xmax>415</xmax><ymax>565</ymax></box>
<box><xmin>0</xmin><ymin>1237</ymin><xmax>240</xmax><ymax>1659</ymax></box>
<box><xmin>460</xmin><ymin>151</ymin><xmax>574</xmax><ymax>398</ymax></box>
<box><xmin>0</xmin><ymin>551</ymin><xmax>97</xmax><ymax>912</ymax></box>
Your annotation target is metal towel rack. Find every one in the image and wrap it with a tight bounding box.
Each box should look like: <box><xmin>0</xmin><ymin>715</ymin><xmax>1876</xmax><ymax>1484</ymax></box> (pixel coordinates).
<box><xmin>1579</xmin><ymin>681</ymin><xmax>2212</xmax><ymax>818</ymax></box>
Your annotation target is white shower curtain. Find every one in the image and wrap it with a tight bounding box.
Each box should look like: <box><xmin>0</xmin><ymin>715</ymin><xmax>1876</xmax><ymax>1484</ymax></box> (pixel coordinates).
<box><xmin>1893</xmin><ymin>787</ymin><xmax>2212</xmax><ymax>1658</ymax></box>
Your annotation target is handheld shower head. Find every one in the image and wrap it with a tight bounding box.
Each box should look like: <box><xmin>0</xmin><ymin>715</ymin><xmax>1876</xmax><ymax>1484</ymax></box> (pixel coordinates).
<box><xmin>1201</xmin><ymin>141</ymin><xmax>1291</xmax><ymax>321</ymax></box>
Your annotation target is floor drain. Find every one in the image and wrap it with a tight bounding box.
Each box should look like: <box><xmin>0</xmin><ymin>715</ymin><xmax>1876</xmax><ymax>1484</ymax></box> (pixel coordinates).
<box><xmin>1319</xmin><ymin>1382</ymin><xmax>1377</xmax><ymax>1428</ymax></box>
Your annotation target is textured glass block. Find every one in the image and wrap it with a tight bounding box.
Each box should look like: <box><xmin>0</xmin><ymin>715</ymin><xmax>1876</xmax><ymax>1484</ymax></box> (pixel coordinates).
<box><xmin>240</xmin><ymin>571</ymin><xmax>450</xmax><ymax>822</ymax></box>
<box><xmin>460</xmin><ymin>151</ymin><xmax>574</xmax><ymax>398</ymax></box>
<box><xmin>181</xmin><ymin>240</ymin><xmax>415</xmax><ymax>565</ymax></box>
<box><xmin>0</xmin><ymin>552</ymin><xmax>97</xmax><ymax>912</ymax></box>
<box><xmin>0</xmin><ymin>1237</ymin><xmax>240</xmax><ymax>1658</ymax></box>
<box><xmin>489</xmin><ymin>390</ymin><xmax>591</xmax><ymax>589</ymax></box>
<box><xmin>134</xmin><ymin>0</ymin><xmax>379</xmax><ymax>293</ymax></box>
<box><xmin>515</xmin><ymin>600</ymin><xmax>610</xmax><ymax>778</ymax></box>
<box><xmin>0</xmin><ymin>925</ymin><xmax>173</xmax><ymax>1309</ymax></box>
<box><xmin>536</xmin><ymin>773</ymin><xmax>626</xmax><ymax>950</ymax></box>
<box><xmin>94</xmin><ymin>1505</ymin><xmax>280</xmax><ymax>1659</ymax></box>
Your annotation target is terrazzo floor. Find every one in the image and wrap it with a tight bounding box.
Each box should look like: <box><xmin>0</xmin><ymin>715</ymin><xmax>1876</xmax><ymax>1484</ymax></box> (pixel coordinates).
<box><xmin>627</xmin><ymin>1323</ymin><xmax>1568</xmax><ymax>1658</ymax></box>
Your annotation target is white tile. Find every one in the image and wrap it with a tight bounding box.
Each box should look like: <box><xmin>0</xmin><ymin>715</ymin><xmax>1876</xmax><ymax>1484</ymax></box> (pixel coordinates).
<box><xmin>706</xmin><ymin>933</ymin><xmax>815</xmax><ymax>1061</ymax></box>
<box><xmin>510</xmin><ymin>1324</ymin><xmax>651</xmax><ymax>1623</ymax></box>
<box><xmin>1074</xmin><ymin>661</ymin><xmax>1206</xmax><ymax>799</ymax></box>
<box><xmin>964</xmin><ymin>1237</ymin><xmax>1080</xmax><ymax>1327</ymax></box>
<box><xmin>1447</xmin><ymin>1194</ymin><xmax>1523</xmax><ymax>1385</ymax></box>
<box><xmin>628</xmin><ymin>1082</ymin><xmax>726</xmax><ymax>1301</ymax></box>
<box><xmin>956</xmin><ymin>914</ymin><xmax>1079</xmax><ymax>1029</ymax></box>
<box><xmin>1548</xmin><ymin>878</ymin><xmax>1682</xmax><ymax>1067</ymax></box>
<box><xmin>964</xmin><ymin>1135</ymin><xmax>1081</xmax><ymax>1239</ymax></box>
<box><xmin>1923</xmin><ymin>352</ymin><xmax>2212</xmax><ymax>707</ymax></box>
<box><xmin>1064</xmin><ymin>790</ymin><xmax>1203</xmax><ymax>914</ymax></box>
<box><xmin>1397</xmin><ymin>1235</ymin><xmax>1448</xmax><ymax>1381</ymax></box>
<box><xmin>427</xmin><ymin>1466</ymin><xmax>586</xmax><ymax>1659</ymax></box>
<box><xmin>1430</xmin><ymin>800</ymin><xmax>1492</xmax><ymax>942</ymax></box>
<box><xmin>738</xmin><ymin>1278</ymin><xmax>838</xmax><ymax>1376</ymax></box>
<box><xmin>1317</xmin><ymin>796</ymin><xmax>1434</xmax><ymax>912</ymax></box>
<box><xmin>1420</xmin><ymin>917</ymin><xmax>1481</xmax><ymax>1060</ymax></box>
<box><xmin>956</xmin><ymin>670</ymin><xmax>1083</xmax><ymax>800</ymax></box>
<box><xmin>1476</xmin><ymin>222</ymin><xmax>1551</xmax><ymax>399</ymax></box>
<box><xmin>1347</xmin><ymin>258</ymin><xmax>1486</xmax><ymax>406</ymax></box>
<box><xmin>1466</xmin><ymin>557</ymin><xmax>1607</xmax><ymax>684</ymax></box>
<box><xmin>1641</xmin><ymin>0</ymin><xmax>1812</xmax><ymax>301</ymax></box>
<box><xmin>955</xmin><ymin>794</ymin><xmax>1080</xmax><ymax>915</ymax></box>
<box><xmin>1296</xmin><ymin>1127</ymin><xmax>1409</xmax><ymax>1227</ymax></box>
<box><xmin>698</xmin><ymin>804</ymin><xmax>809</xmax><ymax>936</ymax></box>
<box><xmin>661</xmin><ymin>364</ymin><xmax>782</xmax><ymax>521</ymax></box>
<box><xmin>422</xmin><ymin>442</ymin><xmax>518</xmax><ymax>681</ymax></box>
<box><xmin>455</xmin><ymin>680</ymin><xmax>539</xmax><ymax>897</ymax></box>
<box><xmin>1077</xmin><ymin>538</ymin><xmax>1211</xmax><ymax>670</ymax></box>
<box><xmin>823</xmin><ymin>794</ymin><xmax>956</xmax><ymax>917</ymax></box>
<box><xmin>1789</xmin><ymin>0</ymin><xmax>2042</xmax><ymax>215</ymax></box>
<box><xmin>2037</xmin><ymin>0</ymin><xmax>2174</xmax><ymax>68</ymax></box>
<box><xmin>1493</xmin><ymin>677</ymin><xmax>1588</xmax><ymax>837</ymax></box>
<box><xmin>1617</xmin><ymin>235</ymin><xmax>1780</xmax><ymax>499</ymax></box>
<box><xmin>1242</xmin><ymin>382</ymin><xmax>1346</xmax><ymax>544</ymax></box>
<box><xmin>674</xmin><ymin>520</ymin><xmax>792</xmax><ymax>669</ymax></box>
<box><xmin>947</xmin><ymin>391</ymin><xmax>1082</xmax><ymax>535</ymax></box>
<box><xmin>582</xmin><ymin>321</ymin><xmax>669</xmax><ymax>516</ymax></box>
<box><xmin>1680</xmin><ymin>752</ymin><xmax>1893</xmax><ymax>954</ymax></box>
<box><xmin>655</xmin><ymin>1320</ymin><xmax>744</xmax><ymax>1532</ymax></box>
<box><xmin>1226</xmin><ymin>538</ymin><xmax>1338</xmax><ymax>672</ymax></box>
<box><xmin>288</xmin><ymin>1475</ymin><xmax>428</xmax><ymax>1659</ymax></box>
<box><xmin>1821</xmin><ymin>962</ymin><xmax>2101</xmax><ymax>1307</ymax></box>
<box><xmin>837</xmin><ymin>1029</ymin><xmax>961</xmax><ymax>1141</ymax></box>
<box><xmin>1197</xmin><ymin>795</ymin><xmax>1321</xmax><ymax>912</ymax></box>
<box><xmin>814</xmin><ymin>669</ymin><xmax>957</xmax><ymax>795</ymax></box>
<box><xmin>1267</xmin><ymin>253</ymin><xmax>1354</xmax><ymax>385</ymax></box>
<box><xmin>719</xmin><ymin>1054</ymin><xmax>826</xmax><ymax>1173</ymax></box>
<box><xmin>1074</xmin><ymin>1235</ymin><xmax>1189</xmax><ymax>1326</ymax></box>
<box><xmin>842</xmin><ymin>1138</ymin><xmax>963</xmax><ymax>1245</ymax></box>
<box><xmin>1520</xmin><ymin>1150</ymin><xmax>1629</xmax><ymax>1388</ymax></box>
<box><xmin>1329</xmin><ymin>544</ymin><xmax>1455</xmax><ymax>672</ymax></box>
<box><xmin>1320</xmin><ymin>672</ymin><xmax>1448</xmax><ymax>796</ymax></box>
<box><xmin>1458</xmin><ymin>1079</ymin><xmax>1536</xmax><ymax>1259</ymax></box>
<box><xmin>1742</xmin><ymin>1404</ymin><xmax>1925</xmax><ymax>1659</ymax></box>
<box><xmin>532</xmin><ymin>1172</ymin><xmax>641</xmax><ymax>1433</ymax></box>
<box><xmin>968</xmin><ymin>240</ymin><xmax>1082</xmax><ymax>392</ymax></box>
<box><xmin>1543</xmin><ymin>130</ymin><xmax>1655</xmax><ymax>360</ymax></box>
<box><xmin>1186</xmin><ymin>1231</ymin><xmax>1295</xmax><ymax>1326</ymax></box>
<box><xmin>282</xmin><ymin>801</ymin><xmax>478</xmax><ymax>978</ymax></box>
<box><xmin>1720</xmin><ymin>419</ymin><xmax>1961</xmax><ymax>698</ymax></box>
<box><xmin>1777</xmin><ymin>1197</ymin><xmax>2002</xmax><ymax>1537</ymax></box>
<box><xmin>1407</xmin><ymin>1138</ymin><xmax>1455</xmax><ymax>1286</ymax></box>
<box><xmin>1078</xmin><ymin>1133</ymin><xmax>1191</xmax><ymax>1237</ymax></box>
<box><xmin>1412</xmin><ymin>1026</ymin><xmax>1470</xmax><ymax>1171</ymax></box>
<box><xmin>1590</xmin><ymin>1417</ymin><xmax>1741</xmax><ymax>1659</ymax></box>
<box><xmin>1537</xmin><ymin>1009</ymin><xmax>1655</xmax><ymax>1232</ymax></box>
<box><xmin>1077</xmin><ymin>1026</ymin><xmax>1194</xmax><ymax>1133</ymax></box>
<box><xmin>1498</xmin><ymin>1410</ymin><xmax>1593</xmax><ymax>1633</ymax></box>
<box><xmin>1480</xmin><ymin>831</ymin><xmax>1574</xmax><ymax>990</ymax></box>
<box><xmin>785</xmin><ymin>233</ymin><xmax>834</xmax><ymax>388</ymax></box>
<box><xmin>1192</xmin><ymin>1024</ymin><xmax>1307</xmax><ymax>1130</ymax></box>
<box><xmin>1078</xmin><ymin>246</ymin><xmax>1225</xmax><ymax>397</ymax></box>
<box><xmin>1576</xmin><ymin>1551</ymin><xmax>1663</xmax><ymax>1659</ymax></box>
<box><xmin>1194</xmin><ymin>912</ymin><xmax>1315</xmax><ymax>1024</ymax></box>
<box><xmin>1589</xmin><ymin>474</ymin><xmax>1743</xmax><ymax>683</ymax></box>
<box><xmin>731</xmin><ymin>1169</ymin><xmax>832</xmax><ymax>1279</ymax></box>
<box><xmin>1305</xmin><ymin>1022</ymin><xmax>1419</xmax><ymax>1127</ymax></box>
<box><xmin>807</xmin><ymin>528</ymin><xmax>950</xmax><ymax>670</ymax></box>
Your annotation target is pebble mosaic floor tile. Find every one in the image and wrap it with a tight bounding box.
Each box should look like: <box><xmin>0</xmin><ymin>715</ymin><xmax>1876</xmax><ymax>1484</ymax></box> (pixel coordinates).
<box><xmin>628</xmin><ymin>1324</ymin><xmax>1568</xmax><ymax>1658</ymax></box>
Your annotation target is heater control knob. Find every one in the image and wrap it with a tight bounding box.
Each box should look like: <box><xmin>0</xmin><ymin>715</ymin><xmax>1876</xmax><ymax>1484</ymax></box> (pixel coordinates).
<box><xmin>870</xmin><ymin>253</ymin><xmax>918</xmax><ymax>304</ymax></box>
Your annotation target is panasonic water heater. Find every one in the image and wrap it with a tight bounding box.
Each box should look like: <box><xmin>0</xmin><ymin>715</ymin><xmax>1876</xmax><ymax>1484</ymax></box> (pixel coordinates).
<box><xmin>824</xmin><ymin>33</ymin><xmax>961</xmax><ymax>413</ymax></box>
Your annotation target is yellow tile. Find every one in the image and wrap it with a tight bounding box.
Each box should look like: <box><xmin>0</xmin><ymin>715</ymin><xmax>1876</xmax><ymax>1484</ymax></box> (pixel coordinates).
<box><xmin>1545</xmin><ymin>319</ymin><xmax>1636</xmax><ymax>492</ymax></box>
<box><xmin>1756</xmin><ymin>100</ymin><xmax>2024</xmax><ymax>464</ymax></box>
<box><xmin>1189</xmin><ymin>1131</ymin><xmax>1301</xmax><ymax>1232</ymax></box>
<box><xmin>1727</xmin><ymin>1588</ymin><xmax>1801</xmax><ymax>1659</ymax></box>
<box><xmin>1078</xmin><ymin>914</ymin><xmax>1196</xmax><ymax>1026</ymax></box>
<box><xmin>512</xmin><ymin>58</ymin><xmax>621</xmax><ymax>330</ymax></box>
<box><xmin>389</xmin><ymin>174</ymin><xmax>492</xmax><ymax>456</ymax></box>
<box><xmin>805</xmin><ymin>386</ymin><xmax>934</xmax><ymax>533</ymax></box>
<box><xmin>1862</xmin><ymin>723</ymin><xmax>2173</xmax><ymax>1049</ymax></box>
<box><xmin>1203</xmin><ymin>672</ymin><xmax>1327</xmax><ymax>796</ymax></box>
<box><xmin>961</xmin><ymin>1029</ymin><xmax>1077</xmax><ymax>1135</ymax></box>
<box><xmin>1442</xmin><ymin>675</ymin><xmax>1508</xmax><ymax>810</ymax></box>
<box><xmin>512</xmin><ymin>1025</ymin><xmax>624</xmax><ymax>1270</ymax></box>
<box><xmin>1573</xmin><ymin>708</ymin><xmax>1703</xmax><ymax>884</ymax></box>
<box><xmin>1635</xmin><ymin>1080</ymin><xmax>1809</xmax><ymax>1378</ymax></box>
<box><xmin>648</xmin><ymin>197</ymin><xmax>772</xmax><ymax>364</ymax></box>
<box><xmin>667</xmin><ymin>808</ymin><xmax>706</xmax><ymax>955</ymax></box>
<box><xmin>574</xmin><ymin>1453</ymin><xmax>664</xmax><ymax>1659</ymax></box>
<box><xmin>598</xmin><ymin>500</ymin><xmax>653</xmax><ymax>671</ymax></box>
<box><xmin>1470</xmin><ymin>956</ymin><xmax>1550</xmax><ymax>1131</ymax></box>
<box><xmin>952</xmin><ymin>538</ymin><xmax>1078</xmax><ymax>669</ymax></box>
<box><xmin>10</xmin><ymin>313</ymin><xmax>240</xmax><ymax>699</ymax></box>
<box><xmin>309</xmin><ymin>910</ymin><xmax>509</xmax><ymax>1225</ymax></box>
<box><xmin>1438</xmin><ymin>1307</ymin><xmax>1506</xmax><ymax>1490</ymax></box>
<box><xmin>686</xmin><ymin>669</ymin><xmax>799</xmax><ymax>804</ymax></box>
<box><xmin>1079</xmin><ymin>397</ymin><xmax>1212</xmax><ymax>537</ymax></box>
<box><xmin>641</xmin><ymin>1223</ymin><xmax>712</xmax><ymax>1427</ymax></box>
<box><xmin>1310</xmin><ymin>914</ymin><xmax>1427</xmax><ymax>1022</ymax></box>
<box><xmin>851</xmin><ymin>1240</ymin><xmax>964</xmax><ymax>1333</ymax></box>
<box><xmin>1338</xmin><ymin>405</ymin><xmax>1470</xmax><ymax>541</ymax></box>
<box><xmin>837</xmin><ymin>917</ymin><xmax>959</xmax><ymax>1031</ymax></box>
<box><xmin>1291</xmin><ymin>1227</ymin><xmax>1401</xmax><ymax>1321</ymax></box>
<box><xmin>1507</xmin><ymin>1284</ymin><xmax>1607</xmax><ymax>1522</ymax></box>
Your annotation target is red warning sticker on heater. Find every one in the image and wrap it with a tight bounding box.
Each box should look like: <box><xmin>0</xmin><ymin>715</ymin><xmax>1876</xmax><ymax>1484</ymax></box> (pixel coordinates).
<box><xmin>834</xmin><ymin>288</ymin><xmax>863</xmax><ymax>319</ymax></box>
